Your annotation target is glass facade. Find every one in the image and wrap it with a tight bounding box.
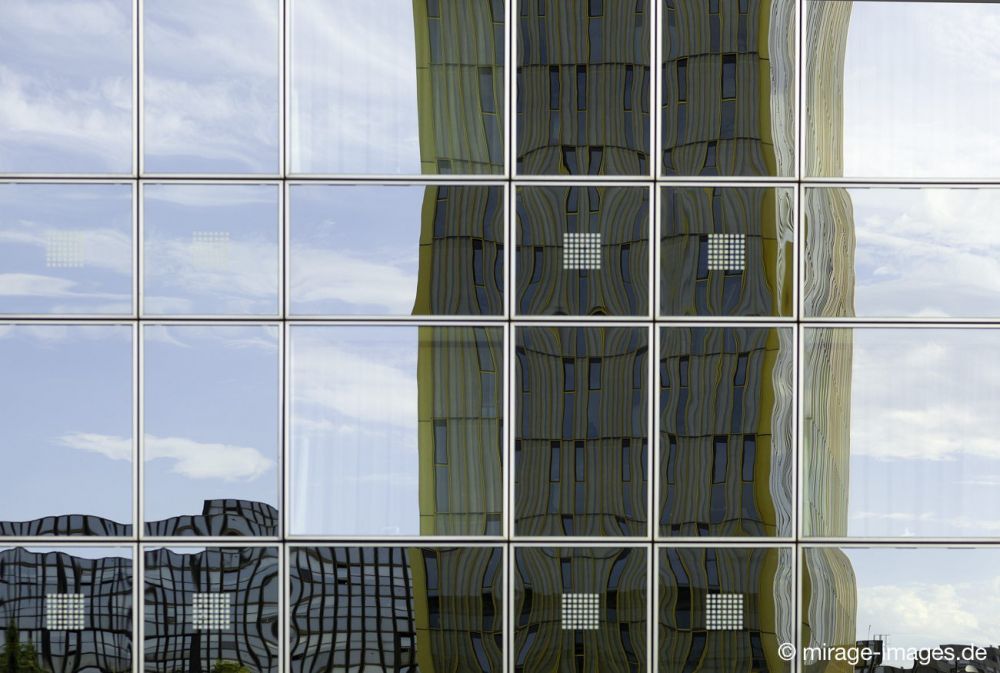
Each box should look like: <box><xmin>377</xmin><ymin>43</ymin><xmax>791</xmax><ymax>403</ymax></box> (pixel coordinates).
<box><xmin>2</xmin><ymin>1</ymin><xmax>999</xmax><ymax>672</ymax></box>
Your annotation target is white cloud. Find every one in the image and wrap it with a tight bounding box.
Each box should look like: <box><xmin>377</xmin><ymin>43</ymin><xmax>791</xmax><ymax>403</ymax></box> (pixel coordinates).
<box><xmin>290</xmin><ymin>247</ymin><xmax>418</xmax><ymax>314</ymax></box>
<box><xmin>58</xmin><ymin>432</ymin><xmax>275</xmax><ymax>481</ymax></box>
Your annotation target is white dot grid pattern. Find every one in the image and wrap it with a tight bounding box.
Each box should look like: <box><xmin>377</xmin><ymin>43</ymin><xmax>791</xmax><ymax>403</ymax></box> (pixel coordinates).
<box><xmin>190</xmin><ymin>231</ymin><xmax>231</xmax><ymax>270</ymax></box>
<box><xmin>191</xmin><ymin>592</ymin><xmax>232</xmax><ymax>630</ymax></box>
<box><xmin>706</xmin><ymin>593</ymin><xmax>744</xmax><ymax>630</ymax></box>
<box><xmin>44</xmin><ymin>231</ymin><xmax>85</xmax><ymax>268</ymax></box>
<box><xmin>562</xmin><ymin>232</ymin><xmax>602</xmax><ymax>270</ymax></box>
<box><xmin>561</xmin><ymin>592</ymin><xmax>600</xmax><ymax>630</ymax></box>
<box><xmin>707</xmin><ymin>233</ymin><xmax>745</xmax><ymax>272</ymax></box>
<box><xmin>45</xmin><ymin>593</ymin><xmax>85</xmax><ymax>630</ymax></box>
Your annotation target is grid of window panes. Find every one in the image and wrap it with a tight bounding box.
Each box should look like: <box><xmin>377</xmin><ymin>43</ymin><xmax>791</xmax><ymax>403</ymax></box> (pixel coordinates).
<box><xmin>2</xmin><ymin>1</ymin><xmax>1000</xmax><ymax>672</ymax></box>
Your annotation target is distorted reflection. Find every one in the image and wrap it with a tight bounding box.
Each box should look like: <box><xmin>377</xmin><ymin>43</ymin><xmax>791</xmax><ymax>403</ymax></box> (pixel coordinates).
<box><xmin>804</xmin><ymin>188</ymin><xmax>1000</xmax><ymax>318</ymax></box>
<box><xmin>515</xmin><ymin>547</ymin><xmax>647</xmax><ymax>672</ymax></box>
<box><xmin>661</xmin><ymin>0</ymin><xmax>796</xmax><ymax>176</ymax></box>
<box><xmin>660</xmin><ymin>327</ymin><xmax>794</xmax><ymax>537</ymax></box>
<box><xmin>517</xmin><ymin>0</ymin><xmax>651</xmax><ymax>175</ymax></box>
<box><xmin>515</xmin><ymin>327</ymin><xmax>649</xmax><ymax>537</ymax></box>
<box><xmin>144</xmin><ymin>547</ymin><xmax>278</xmax><ymax>673</ymax></box>
<box><xmin>660</xmin><ymin>547</ymin><xmax>793</xmax><ymax>673</ymax></box>
<box><xmin>289</xmin><ymin>546</ymin><xmax>503</xmax><ymax>673</ymax></box>
<box><xmin>661</xmin><ymin>187</ymin><xmax>794</xmax><ymax>317</ymax></box>
<box><xmin>290</xmin><ymin>0</ymin><xmax>504</xmax><ymax>175</ymax></box>
<box><xmin>516</xmin><ymin>186</ymin><xmax>649</xmax><ymax>316</ymax></box>
<box><xmin>804</xmin><ymin>329</ymin><xmax>1000</xmax><ymax>538</ymax></box>
<box><xmin>807</xmin><ymin>1</ymin><xmax>1000</xmax><ymax>178</ymax></box>
<box><xmin>290</xmin><ymin>184</ymin><xmax>504</xmax><ymax>316</ymax></box>
<box><xmin>290</xmin><ymin>326</ymin><xmax>504</xmax><ymax>537</ymax></box>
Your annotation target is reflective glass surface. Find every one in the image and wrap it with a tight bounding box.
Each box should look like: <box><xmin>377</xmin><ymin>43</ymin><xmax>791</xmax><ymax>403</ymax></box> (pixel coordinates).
<box><xmin>0</xmin><ymin>325</ymin><xmax>133</xmax><ymax>536</ymax></box>
<box><xmin>0</xmin><ymin>546</ymin><xmax>133</xmax><ymax>673</ymax></box>
<box><xmin>661</xmin><ymin>0</ymin><xmax>796</xmax><ymax>176</ymax></box>
<box><xmin>289</xmin><ymin>184</ymin><xmax>505</xmax><ymax>316</ymax></box>
<box><xmin>142</xmin><ymin>325</ymin><xmax>280</xmax><ymax>537</ymax></box>
<box><xmin>660</xmin><ymin>187</ymin><xmax>794</xmax><ymax>317</ymax></box>
<box><xmin>142</xmin><ymin>184</ymin><xmax>280</xmax><ymax>316</ymax></box>
<box><xmin>290</xmin><ymin>0</ymin><xmax>505</xmax><ymax>175</ymax></box>
<box><xmin>659</xmin><ymin>327</ymin><xmax>794</xmax><ymax>537</ymax></box>
<box><xmin>516</xmin><ymin>186</ymin><xmax>649</xmax><ymax>317</ymax></box>
<box><xmin>289</xmin><ymin>546</ymin><xmax>503</xmax><ymax>672</ymax></box>
<box><xmin>804</xmin><ymin>328</ymin><xmax>1000</xmax><ymax>538</ymax></box>
<box><xmin>514</xmin><ymin>546</ymin><xmax>647</xmax><ymax>672</ymax></box>
<box><xmin>659</xmin><ymin>547</ymin><xmax>793</xmax><ymax>673</ymax></box>
<box><xmin>802</xmin><ymin>547</ymin><xmax>1000</xmax><ymax>672</ymax></box>
<box><xmin>806</xmin><ymin>1</ymin><xmax>1000</xmax><ymax>178</ymax></box>
<box><xmin>515</xmin><ymin>327</ymin><xmax>649</xmax><ymax>537</ymax></box>
<box><xmin>0</xmin><ymin>183</ymin><xmax>133</xmax><ymax>315</ymax></box>
<box><xmin>516</xmin><ymin>0</ymin><xmax>651</xmax><ymax>175</ymax></box>
<box><xmin>0</xmin><ymin>0</ymin><xmax>133</xmax><ymax>173</ymax></box>
<box><xmin>142</xmin><ymin>0</ymin><xmax>280</xmax><ymax>174</ymax></box>
<box><xmin>804</xmin><ymin>187</ymin><xmax>1000</xmax><ymax>319</ymax></box>
<box><xmin>143</xmin><ymin>546</ymin><xmax>279</xmax><ymax>673</ymax></box>
<box><xmin>290</xmin><ymin>325</ymin><xmax>504</xmax><ymax>537</ymax></box>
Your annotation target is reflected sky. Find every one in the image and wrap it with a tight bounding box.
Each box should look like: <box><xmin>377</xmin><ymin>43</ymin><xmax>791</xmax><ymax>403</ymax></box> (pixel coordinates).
<box><xmin>849</xmin><ymin>548</ymin><xmax>1000</xmax><ymax>668</ymax></box>
<box><xmin>0</xmin><ymin>325</ymin><xmax>132</xmax><ymax>527</ymax></box>
<box><xmin>815</xmin><ymin>1</ymin><xmax>1000</xmax><ymax>178</ymax></box>
<box><xmin>0</xmin><ymin>183</ymin><xmax>132</xmax><ymax>315</ymax></box>
<box><xmin>289</xmin><ymin>185</ymin><xmax>423</xmax><ymax>315</ymax></box>
<box><xmin>290</xmin><ymin>0</ymin><xmax>420</xmax><ymax>174</ymax></box>
<box><xmin>143</xmin><ymin>0</ymin><xmax>280</xmax><ymax>174</ymax></box>
<box><xmin>143</xmin><ymin>184</ymin><xmax>280</xmax><ymax>316</ymax></box>
<box><xmin>0</xmin><ymin>0</ymin><xmax>132</xmax><ymax>173</ymax></box>
<box><xmin>143</xmin><ymin>325</ymin><xmax>279</xmax><ymax>524</ymax></box>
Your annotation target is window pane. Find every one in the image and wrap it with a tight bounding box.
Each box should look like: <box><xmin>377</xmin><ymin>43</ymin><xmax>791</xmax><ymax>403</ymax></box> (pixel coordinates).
<box><xmin>804</xmin><ymin>187</ymin><xmax>1000</xmax><ymax>318</ymax></box>
<box><xmin>0</xmin><ymin>0</ymin><xmax>133</xmax><ymax>173</ymax></box>
<box><xmin>661</xmin><ymin>0</ymin><xmax>795</xmax><ymax>176</ymax></box>
<box><xmin>516</xmin><ymin>186</ymin><xmax>649</xmax><ymax>317</ymax></box>
<box><xmin>290</xmin><ymin>0</ymin><xmax>505</xmax><ymax>175</ymax></box>
<box><xmin>803</xmin><ymin>547</ymin><xmax>1000</xmax><ymax>672</ymax></box>
<box><xmin>517</xmin><ymin>0</ymin><xmax>651</xmax><ymax>175</ymax></box>
<box><xmin>806</xmin><ymin>1</ymin><xmax>1000</xmax><ymax>178</ymax></box>
<box><xmin>289</xmin><ymin>546</ymin><xmax>503</xmax><ymax>672</ymax></box>
<box><xmin>289</xmin><ymin>184</ymin><xmax>504</xmax><ymax>316</ymax></box>
<box><xmin>290</xmin><ymin>325</ymin><xmax>504</xmax><ymax>536</ymax></box>
<box><xmin>144</xmin><ymin>546</ymin><xmax>278</xmax><ymax>673</ymax></box>
<box><xmin>514</xmin><ymin>547</ymin><xmax>647</xmax><ymax>672</ymax></box>
<box><xmin>142</xmin><ymin>0</ymin><xmax>280</xmax><ymax>174</ymax></box>
<box><xmin>804</xmin><ymin>328</ymin><xmax>1000</xmax><ymax>538</ymax></box>
<box><xmin>0</xmin><ymin>547</ymin><xmax>133</xmax><ymax>673</ymax></box>
<box><xmin>0</xmin><ymin>325</ymin><xmax>132</xmax><ymax>536</ymax></box>
<box><xmin>659</xmin><ymin>327</ymin><xmax>794</xmax><ymax>537</ymax></box>
<box><xmin>659</xmin><ymin>547</ymin><xmax>792</xmax><ymax>673</ymax></box>
<box><xmin>143</xmin><ymin>325</ymin><xmax>279</xmax><ymax>537</ymax></box>
<box><xmin>515</xmin><ymin>327</ymin><xmax>648</xmax><ymax>536</ymax></box>
<box><xmin>660</xmin><ymin>187</ymin><xmax>794</xmax><ymax>317</ymax></box>
<box><xmin>142</xmin><ymin>184</ymin><xmax>280</xmax><ymax>316</ymax></box>
<box><xmin>0</xmin><ymin>184</ymin><xmax>133</xmax><ymax>315</ymax></box>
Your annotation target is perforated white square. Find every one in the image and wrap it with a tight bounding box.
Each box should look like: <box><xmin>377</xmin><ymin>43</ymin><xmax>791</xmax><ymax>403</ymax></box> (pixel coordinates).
<box><xmin>46</xmin><ymin>593</ymin><xmax>85</xmax><ymax>630</ymax></box>
<box><xmin>561</xmin><ymin>592</ymin><xmax>600</xmax><ymax>630</ymax></box>
<box><xmin>45</xmin><ymin>231</ymin><xmax>85</xmax><ymax>268</ymax></box>
<box><xmin>706</xmin><ymin>592</ymin><xmax>744</xmax><ymax>630</ymax></box>
<box><xmin>190</xmin><ymin>231</ymin><xmax>231</xmax><ymax>270</ymax></box>
<box><xmin>707</xmin><ymin>233</ymin><xmax>745</xmax><ymax>272</ymax></box>
<box><xmin>191</xmin><ymin>592</ymin><xmax>231</xmax><ymax>630</ymax></box>
<box><xmin>563</xmin><ymin>232</ymin><xmax>601</xmax><ymax>270</ymax></box>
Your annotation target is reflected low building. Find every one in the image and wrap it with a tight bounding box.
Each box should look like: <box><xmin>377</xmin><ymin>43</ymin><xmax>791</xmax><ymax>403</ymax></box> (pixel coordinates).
<box><xmin>0</xmin><ymin>547</ymin><xmax>132</xmax><ymax>673</ymax></box>
<box><xmin>288</xmin><ymin>546</ymin><xmax>503</xmax><ymax>673</ymax></box>
<box><xmin>145</xmin><ymin>500</ymin><xmax>279</xmax><ymax>538</ymax></box>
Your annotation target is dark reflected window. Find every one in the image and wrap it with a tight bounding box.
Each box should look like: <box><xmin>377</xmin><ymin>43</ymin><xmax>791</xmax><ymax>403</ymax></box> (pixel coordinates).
<box><xmin>516</xmin><ymin>327</ymin><xmax>648</xmax><ymax>536</ymax></box>
<box><xmin>290</xmin><ymin>547</ymin><xmax>502</xmax><ymax>673</ymax></box>
<box><xmin>659</xmin><ymin>327</ymin><xmax>793</xmax><ymax>537</ymax></box>
<box><xmin>144</xmin><ymin>547</ymin><xmax>278</xmax><ymax>673</ymax></box>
